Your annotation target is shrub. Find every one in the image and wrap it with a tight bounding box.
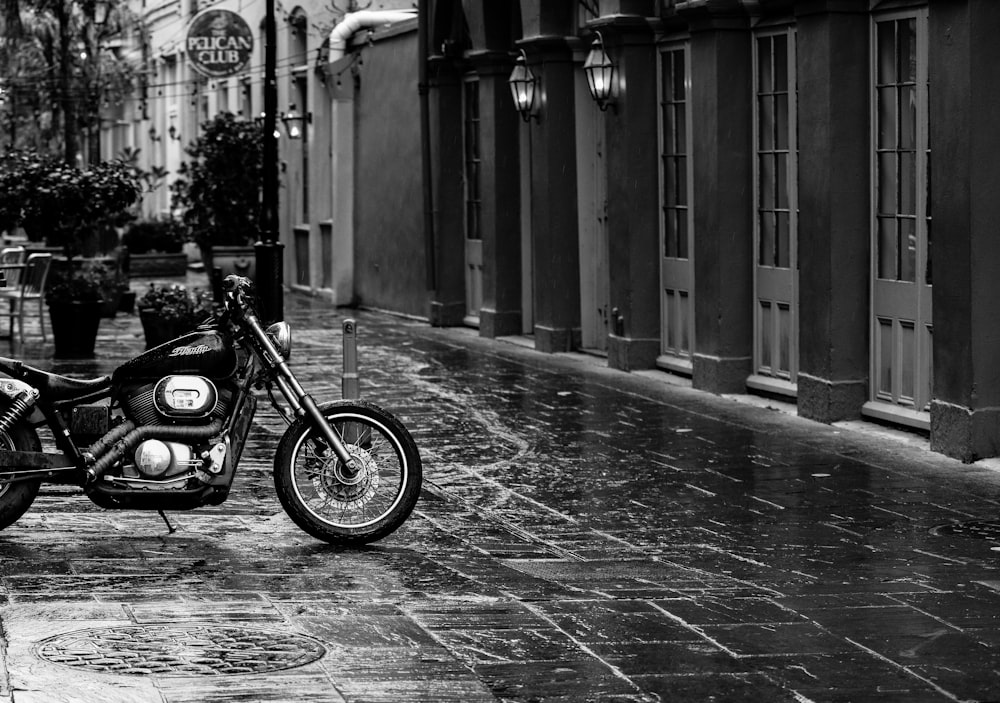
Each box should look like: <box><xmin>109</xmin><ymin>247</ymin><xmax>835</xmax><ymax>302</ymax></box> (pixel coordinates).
<box><xmin>0</xmin><ymin>150</ymin><xmax>140</xmax><ymax>257</ymax></box>
<box><xmin>137</xmin><ymin>283</ymin><xmax>216</xmax><ymax>325</ymax></box>
<box><xmin>45</xmin><ymin>261</ymin><xmax>117</xmax><ymax>305</ymax></box>
<box><xmin>170</xmin><ymin>113</ymin><xmax>263</xmax><ymax>253</ymax></box>
<box><xmin>122</xmin><ymin>218</ymin><xmax>186</xmax><ymax>254</ymax></box>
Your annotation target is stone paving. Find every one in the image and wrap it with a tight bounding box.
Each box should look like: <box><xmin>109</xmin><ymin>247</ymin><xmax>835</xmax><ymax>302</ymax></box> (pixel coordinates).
<box><xmin>1</xmin><ymin>273</ymin><xmax>1000</xmax><ymax>701</ymax></box>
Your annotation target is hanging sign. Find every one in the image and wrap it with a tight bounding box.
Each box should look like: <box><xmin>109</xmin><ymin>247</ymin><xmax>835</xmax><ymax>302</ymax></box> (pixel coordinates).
<box><xmin>186</xmin><ymin>9</ymin><xmax>254</xmax><ymax>78</ymax></box>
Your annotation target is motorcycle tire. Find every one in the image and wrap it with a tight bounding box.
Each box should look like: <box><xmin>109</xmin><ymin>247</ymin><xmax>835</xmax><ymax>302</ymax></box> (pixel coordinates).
<box><xmin>273</xmin><ymin>399</ymin><xmax>422</xmax><ymax>545</ymax></box>
<box><xmin>0</xmin><ymin>419</ymin><xmax>42</xmax><ymax>531</ymax></box>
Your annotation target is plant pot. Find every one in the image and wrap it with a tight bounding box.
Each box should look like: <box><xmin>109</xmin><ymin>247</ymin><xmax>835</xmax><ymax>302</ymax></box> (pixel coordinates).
<box><xmin>49</xmin><ymin>301</ymin><xmax>102</xmax><ymax>359</ymax></box>
<box><xmin>118</xmin><ymin>290</ymin><xmax>136</xmax><ymax>314</ymax></box>
<box><xmin>99</xmin><ymin>291</ymin><xmax>122</xmax><ymax>319</ymax></box>
<box><xmin>139</xmin><ymin>308</ymin><xmax>196</xmax><ymax>349</ymax></box>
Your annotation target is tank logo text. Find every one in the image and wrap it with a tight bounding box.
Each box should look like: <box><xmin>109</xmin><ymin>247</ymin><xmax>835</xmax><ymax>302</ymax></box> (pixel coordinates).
<box><xmin>169</xmin><ymin>344</ymin><xmax>212</xmax><ymax>357</ymax></box>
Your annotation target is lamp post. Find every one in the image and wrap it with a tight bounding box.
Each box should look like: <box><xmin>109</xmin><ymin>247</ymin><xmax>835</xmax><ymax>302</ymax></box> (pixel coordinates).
<box><xmin>85</xmin><ymin>0</ymin><xmax>111</xmax><ymax>164</ymax></box>
<box><xmin>256</xmin><ymin>0</ymin><xmax>283</xmax><ymax>324</ymax></box>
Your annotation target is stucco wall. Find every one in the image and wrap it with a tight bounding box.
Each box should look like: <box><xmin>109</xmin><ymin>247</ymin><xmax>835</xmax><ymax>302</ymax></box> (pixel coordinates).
<box><xmin>353</xmin><ymin>29</ymin><xmax>428</xmax><ymax>318</ymax></box>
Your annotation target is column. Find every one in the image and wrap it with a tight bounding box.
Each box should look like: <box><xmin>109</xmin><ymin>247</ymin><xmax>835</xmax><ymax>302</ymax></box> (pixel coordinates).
<box><xmin>795</xmin><ymin>1</ymin><xmax>871</xmax><ymax>422</ymax></box>
<box><xmin>688</xmin><ymin>12</ymin><xmax>754</xmax><ymax>392</ymax></box>
<box><xmin>928</xmin><ymin>0</ymin><xmax>1000</xmax><ymax>460</ymax></box>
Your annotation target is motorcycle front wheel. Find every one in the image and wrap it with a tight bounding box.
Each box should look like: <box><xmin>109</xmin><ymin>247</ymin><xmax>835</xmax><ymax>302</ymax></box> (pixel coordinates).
<box><xmin>273</xmin><ymin>399</ymin><xmax>422</xmax><ymax>545</ymax></box>
<box><xmin>0</xmin><ymin>418</ymin><xmax>42</xmax><ymax>530</ymax></box>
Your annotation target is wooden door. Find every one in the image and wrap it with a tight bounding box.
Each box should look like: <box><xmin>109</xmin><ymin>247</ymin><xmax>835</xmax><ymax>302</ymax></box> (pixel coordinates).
<box><xmin>866</xmin><ymin>11</ymin><xmax>932</xmax><ymax>430</ymax></box>
<box><xmin>750</xmin><ymin>29</ymin><xmax>798</xmax><ymax>396</ymax></box>
<box><xmin>658</xmin><ymin>44</ymin><xmax>695</xmax><ymax>373</ymax></box>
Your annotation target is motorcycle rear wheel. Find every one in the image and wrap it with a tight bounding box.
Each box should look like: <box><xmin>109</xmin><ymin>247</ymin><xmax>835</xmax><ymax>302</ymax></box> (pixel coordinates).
<box><xmin>0</xmin><ymin>420</ymin><xmax>42</xmax><ymax>530</ymax></box>
<box><xmin>273</xmin><ymin>399</ymin><xmax>422</xmax><ymax>545</ymax></box>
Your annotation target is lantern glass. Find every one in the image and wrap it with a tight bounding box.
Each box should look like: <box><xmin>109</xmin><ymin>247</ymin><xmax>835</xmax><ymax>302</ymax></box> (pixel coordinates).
<box><xmin>283</xmin><ymin>105</ymin><xmax>302</xmax><ymax>139</ymax></box>
<box><xmin>507</xmin><ymin>55</ymin><xmax>536</xmax><ymax>119</ymax></box>
<box><xmin>584</xmin><ymin>36</ymin><xmax>615</xmax><ymax>107</ymax></box>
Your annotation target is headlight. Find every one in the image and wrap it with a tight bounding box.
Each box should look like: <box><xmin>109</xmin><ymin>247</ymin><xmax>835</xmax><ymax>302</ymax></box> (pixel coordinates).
<box><xmin>265</xmin><ymin>321</ymin><xmax>292</xmax><ymax>359</ymax></box>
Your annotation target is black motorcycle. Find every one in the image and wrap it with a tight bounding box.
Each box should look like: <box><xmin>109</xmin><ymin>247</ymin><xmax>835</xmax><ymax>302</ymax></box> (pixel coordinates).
<box><xmin>0</xmin><ymin>275</ymin><xmax>422</xmax><ymax>544</ymax></box>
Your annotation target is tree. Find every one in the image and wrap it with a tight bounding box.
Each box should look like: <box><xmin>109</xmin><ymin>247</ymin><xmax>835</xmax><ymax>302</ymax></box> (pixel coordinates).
<box><xmin>0</xmin><ymin>0</ymin><xmax>137</xmax><ymax>164</ymax></box>
<box><xmin>170</xmin><ymin>112</ymin><xmax>264</xmax><ymax>255</ymax></box>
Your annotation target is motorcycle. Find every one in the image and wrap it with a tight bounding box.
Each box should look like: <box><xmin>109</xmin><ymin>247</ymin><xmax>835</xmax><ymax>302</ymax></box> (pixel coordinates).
<box><xmin>0</xmin><ymin>275</ymin><xmax>422</xmax><ymax>544</ymax></box>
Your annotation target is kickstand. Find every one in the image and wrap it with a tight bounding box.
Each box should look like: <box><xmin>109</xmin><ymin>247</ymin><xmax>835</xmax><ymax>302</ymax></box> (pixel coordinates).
<box><xmin>157</xmin><ymin>510</ymin><xmax>177</xmax><ymax>534</ymax></box>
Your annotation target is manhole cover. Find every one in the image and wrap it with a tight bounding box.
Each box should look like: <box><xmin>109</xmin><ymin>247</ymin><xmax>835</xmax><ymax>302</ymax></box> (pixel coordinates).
<box><xmin>931</xmin><ymin>520</ymin><xmax>1000</xmax><ymax>540</ymax></box>
<box><xmin>35</xmin><ymin>624</ymin><xmax>326</xmax><ymax>676</ymax></box>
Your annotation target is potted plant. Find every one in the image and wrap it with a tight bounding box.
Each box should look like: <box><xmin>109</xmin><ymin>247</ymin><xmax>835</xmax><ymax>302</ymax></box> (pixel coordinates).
<box><xmin>121</xmin><ymin>217</ymin><xmax>189</xmax><ymax>278</ymax></box>
<box><xmin>136</xmin><ymin>283</ymin><xmax>216</xmax><ymax>349</ymax></box>
<box><xmin>0</xmin><ymin>150</ymin><xmax>141</xmax><ymax>357</ymax></box>
<box><xmin>170</xmin><ymin>113</ymin><xmax>263</xmax><ymax>279</ymax></box>
<box><xmin>0</xmin><ymin>151</ymin><xmax>139</xmax><ymax>256</ymax></box>
<box><xmin>44</xmin><ymin>262</ymin><xmax>114</xmax><ymax>358</ymax></box>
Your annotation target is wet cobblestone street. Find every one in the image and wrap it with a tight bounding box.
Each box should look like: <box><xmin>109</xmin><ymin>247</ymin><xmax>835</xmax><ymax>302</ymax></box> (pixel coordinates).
<box><xmin>3</xmin><ymin>273</ymin><xmax>1000</xmax><ymax>701</ymax></box>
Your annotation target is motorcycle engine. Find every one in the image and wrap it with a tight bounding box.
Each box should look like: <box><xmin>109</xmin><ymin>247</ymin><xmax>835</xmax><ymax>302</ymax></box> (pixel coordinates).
<box><xmin>123</xmin><ymin>375</ymin><xmax>227</xmax><ymax>425</ymax></box>
<box><xmin>118</xmin><ymin>376</ymin><xmax>234</xmax><ymax>482</ymax></box>
<box><xmin>133</xmin><ymin>439</ymin><xmax>195</xmax><ymax>478</ymax></box>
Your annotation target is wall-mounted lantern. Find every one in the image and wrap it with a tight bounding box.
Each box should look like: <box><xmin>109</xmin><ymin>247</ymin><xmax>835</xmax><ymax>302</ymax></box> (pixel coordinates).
<box><xmin>508</xmin><ymin>50</ymin><xmax>538</xmax><ymax>122</ymax></box>
<box><xmin>584</xmin><ymin>31</ymin><xmax>616</xmax><ymax>112</ymax></box>
<box><xmin>148</xmin><ymin>126</ymin><xmax>161</xmax><ymax>142</ymax></box>
<box><xmin>281</xmin><ymin>104</ymin><xmax>311</xmax><ymax>139</ymax></box>
<box><xmin>168</xmin><ymin>124</ymin><xmax>180</xmax><ymax>141</ymax></box>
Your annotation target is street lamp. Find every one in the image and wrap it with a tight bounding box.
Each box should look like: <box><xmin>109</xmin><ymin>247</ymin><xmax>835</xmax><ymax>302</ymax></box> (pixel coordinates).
<box><xmin>256</xmin><ymin>0</ymin><xmax>284</xmax><ymax>324</ymax></box>
<box><xmin>280</xmin><ymin>104</ymin><xmax>311</xmax><ymax>139</ymax></box>
<box><xmin>508</xmin><ymin>50</ymin><xmax>538</xmax><ymax>122</ymax></box>
<box><xmin>583</xmin><ymin>31</ymin><xmax>616</xmax><ymax>112</ymax></box>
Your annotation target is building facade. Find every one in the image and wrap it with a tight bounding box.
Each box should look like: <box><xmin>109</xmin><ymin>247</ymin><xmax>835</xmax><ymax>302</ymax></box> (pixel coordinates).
<box><xmin>109</xmin><ymin>0</ymin><xmax>1000</xmax><ymax>462</ymax></box>
<box><xmin>421</xmin><ymin>0</ymin><xmax>1000</xmax><ymax>462</ymax></box>
<box><xmin>106</xmin><ymin>0</ymin><xmax>425</xmax><ymax>314</ymax></box>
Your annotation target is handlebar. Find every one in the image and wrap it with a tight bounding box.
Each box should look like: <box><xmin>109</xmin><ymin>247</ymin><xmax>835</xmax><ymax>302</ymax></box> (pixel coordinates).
<box><xmin>222</xmin><ymin>274</ymin><xmax>253</xmax><ymax>293</ymax></box>
<box><xmin>221</xmin><ymin>274</ymin><xmax>257</xmax><ymax>320</ymax></box>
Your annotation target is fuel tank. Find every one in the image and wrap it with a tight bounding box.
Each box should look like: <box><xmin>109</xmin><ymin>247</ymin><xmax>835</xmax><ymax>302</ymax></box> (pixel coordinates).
<box><xmin>112</xmin><ymin>330</ymin><xmax>238</xmax><ymax>382</ymax></box>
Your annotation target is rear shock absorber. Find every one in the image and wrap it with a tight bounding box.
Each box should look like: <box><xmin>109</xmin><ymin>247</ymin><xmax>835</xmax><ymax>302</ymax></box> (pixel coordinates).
<box><xmin>0</xmin><ymin>389</ymin><xmax>38</xmax><ymax>436</ymax></box>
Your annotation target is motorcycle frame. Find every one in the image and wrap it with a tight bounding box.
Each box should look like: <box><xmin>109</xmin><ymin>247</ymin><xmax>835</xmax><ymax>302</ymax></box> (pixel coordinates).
<box><xmin>234</xmin><ymin>302</ymin><xmax>358</xmax><ymax>472</ymax></box>
<box><xmin>0</xmin><ymin>278</ymin><xmax>357</xmax><ymax>487</ymax></box>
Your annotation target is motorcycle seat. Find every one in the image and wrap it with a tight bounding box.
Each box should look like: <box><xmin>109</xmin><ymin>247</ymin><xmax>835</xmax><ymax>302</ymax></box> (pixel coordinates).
<box><xmin>44</xmin><ymin>374</ymin><xmax>113</xmax><ymax>403</ymax></box>
<box><xmin>14</xmin><ymin>365</ymin><xmax>112</xmax><ymax>404</ymax></box>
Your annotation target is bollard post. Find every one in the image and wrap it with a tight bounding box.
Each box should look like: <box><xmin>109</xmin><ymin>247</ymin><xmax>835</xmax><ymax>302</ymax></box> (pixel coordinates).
<box><xmin>342</xmin><ymin>319</ymin><xmax>359</xmax><ymax>399</ymax></box>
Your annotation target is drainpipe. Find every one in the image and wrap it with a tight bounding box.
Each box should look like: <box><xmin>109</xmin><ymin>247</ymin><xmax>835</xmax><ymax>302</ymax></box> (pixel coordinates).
<box><xmin>418</xmin><ymin>0</ymin><xmax>436</xmax><ymax>291</ymax></box>
<box><xmin>328</xmin><ymin>9</ymin><xmax>418</xmax><ymax>63</ymax></box>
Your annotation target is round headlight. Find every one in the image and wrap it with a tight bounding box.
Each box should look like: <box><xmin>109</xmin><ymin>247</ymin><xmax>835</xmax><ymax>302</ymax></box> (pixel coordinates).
<box><xmin>265</xmin><ymin>321</ymin><xmax>292</xmax><ymax>359</ymax></box>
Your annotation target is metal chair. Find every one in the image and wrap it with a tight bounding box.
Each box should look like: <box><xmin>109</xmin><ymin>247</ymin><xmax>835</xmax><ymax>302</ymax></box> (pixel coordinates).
<box><xmin>0</xmin><ymin>246</ymin><xmax>26</xmax><ymax>289</ymax></box>
<box><xmin>0</xmin><ymin>252</ymin><xmax>52</xmax><ymax>344</ymax></box>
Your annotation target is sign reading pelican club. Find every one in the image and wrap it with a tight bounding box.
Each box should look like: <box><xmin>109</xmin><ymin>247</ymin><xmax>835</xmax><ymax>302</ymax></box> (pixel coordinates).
<box><xmin>186</xmin><ymin>9</ymin><xmax>253</xmax><ymax>78</ymax></box>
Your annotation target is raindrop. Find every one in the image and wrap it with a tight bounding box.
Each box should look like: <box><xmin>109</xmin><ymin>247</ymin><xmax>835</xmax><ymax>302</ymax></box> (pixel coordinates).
<box><xmin>812</xmin><ymin>473</ymin><xmax>831</xmax><ymax>478</ymax></box>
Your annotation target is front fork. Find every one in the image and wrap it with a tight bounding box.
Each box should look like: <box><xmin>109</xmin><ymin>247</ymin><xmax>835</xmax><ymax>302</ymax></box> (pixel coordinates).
<box><xmin>246</xmin><ymin>315</ymin><xmax>357</xmax><ymax>471</ymax></box>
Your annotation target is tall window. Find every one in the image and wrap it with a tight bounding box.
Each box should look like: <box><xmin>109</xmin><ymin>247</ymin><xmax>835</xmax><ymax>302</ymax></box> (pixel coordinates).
<box><xmin>660</xmin><ymin>49</ymin><xmax>688</xmax><ymax>260</ymax></box>
<box><xmin>756</xmin><ymin>32</ymin><xmax>792</xmax><ymax>270</ymax></box>
<box><xmin>875</xmin><ymin>17</ymin><xmax>929</xmax><ymax>286</ymax></box>
<box><xmin>463</xmin><ymin>78</ymin><xmax>481</xmax><ymax>243</ymax></box>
